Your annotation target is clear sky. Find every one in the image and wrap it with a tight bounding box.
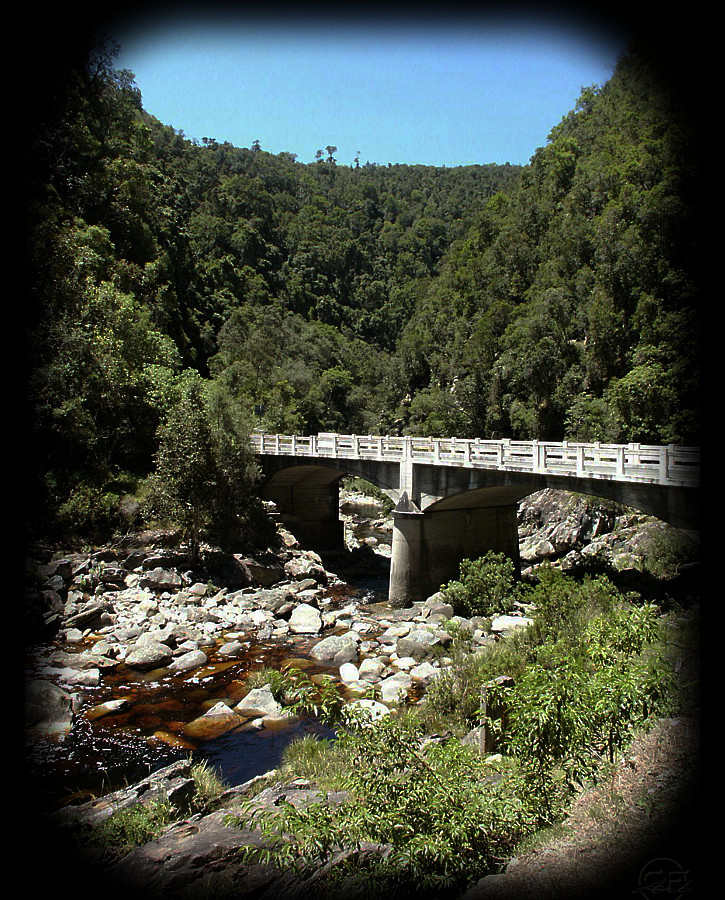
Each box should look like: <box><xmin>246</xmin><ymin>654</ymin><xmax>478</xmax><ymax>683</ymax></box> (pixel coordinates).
<box><xmin>110</xmin><ymin>8</ymin><xmax>632</xmax><ymax>168</ymax></box>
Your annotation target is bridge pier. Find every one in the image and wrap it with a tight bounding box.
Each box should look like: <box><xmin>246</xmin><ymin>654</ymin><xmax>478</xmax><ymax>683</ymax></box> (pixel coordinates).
<box><xmin>388</xmin><ymin>499</ymin><xmax>522</xmax><ymax>606</ymax></box>
<box><xmin>254</xmin><ymin>434</ymin><xmax>699</xmax><ymax>606</ymax></box>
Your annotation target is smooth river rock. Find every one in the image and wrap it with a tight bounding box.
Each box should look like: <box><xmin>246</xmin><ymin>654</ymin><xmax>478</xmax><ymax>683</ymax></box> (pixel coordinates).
<box><xmin>309</xmin><ymin>632</ymin><xmax>360</xmax><ymax>663</ymax></box>
<box><xmin>125</xmin><ymin>638</ymin><xmax>174</xmax><ymax>670</ymax></box>
<box><xmin>234</xmin><ymin>685</ymin><xmax>286</xmax><ymax>718</ymax></box>
<box><xmin>379</xmin><ymin>672</ymin><xmax>413</xmax><ymax>704</ymax></box>
<box><xmin>182</xmin><ymin>702</ymin><xmax>246</xmax><ymax>741</ymax></box>
<box><xmin>25</xmin><ymin>679</ymin><xmax>77</xmax><ymax>741</ymax></box>
<box><xmin>168</xmin><ymin>649</ymin><xmax>208</xmax><ymax>673</ymax></box>
<box><xmin>396</xmin><ymin>626</ymin><xmax>449</xmax><ymax>660</ymax></box>
<box><xmin>288</xmin><ymin>603</ymin><xmax>323</xmax><ymax>634</ymax></box>
<box><xmin>489</xmin><ymin>615</ymin><xmax>534</xmax><ymax>634</ymax></box>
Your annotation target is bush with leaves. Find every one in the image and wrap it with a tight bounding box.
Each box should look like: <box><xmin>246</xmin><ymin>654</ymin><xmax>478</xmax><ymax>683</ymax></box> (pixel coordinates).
<box><xmin>145</xmin><ymin>370</ymin><xmax>269</xmax><ymax>562</ymax></box>
<box><xmin>232</xmin><ymin>716</ymin><xmax>536</xmax><ymax>897</ymax></box>
<box><xmin>233</xmin><ymin>569</ymin><xmax>687</xmax><ymax>893</ymax></box>
<box><xmin>524</xmin><ymin>564</ymin><xmax>628</xmax><ymax>646</ymax></box>
<box><xmin>85</xmin><ymin>799</ymin><xmax>175</xmax><ymax>862</ymax></box>
<box><xmin>279</xmin><ymin>666</ymin><xmax>350</xmax><ymax>722</ymax></box>
<box><xmin>440</xmin><ymin>550</ymin><xmax>523</xmax><ymax>618</ymax></box>
<box><xmin>487</xmin><ymin>591</ymin><xmax>671</xmax><ymax>823</ymax></box>
<box><xmin>422</xmin><ymin>625</ymin><xmax>535</xmax><ymax>731</ymax></box>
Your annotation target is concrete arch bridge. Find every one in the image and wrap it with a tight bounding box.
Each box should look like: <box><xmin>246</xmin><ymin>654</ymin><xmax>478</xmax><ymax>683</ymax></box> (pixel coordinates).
<box><xmin>251</xmin><ymin>433</ymin><xmax>700</xmax><ymax>605</ymax></box>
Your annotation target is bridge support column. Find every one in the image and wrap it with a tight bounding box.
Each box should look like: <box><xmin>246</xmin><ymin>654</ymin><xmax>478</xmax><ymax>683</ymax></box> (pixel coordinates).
<box><xmin>389</xmin><ymin>502</ymin><xmax>521</xmax><ymax>606</ymax></box>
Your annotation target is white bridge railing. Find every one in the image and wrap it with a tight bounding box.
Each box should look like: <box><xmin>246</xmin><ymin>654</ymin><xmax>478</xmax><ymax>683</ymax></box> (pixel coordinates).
<box><xmin>251</xmin><ymin>433</ymin><xmax>699</xmax><ymax>488</ymax></box>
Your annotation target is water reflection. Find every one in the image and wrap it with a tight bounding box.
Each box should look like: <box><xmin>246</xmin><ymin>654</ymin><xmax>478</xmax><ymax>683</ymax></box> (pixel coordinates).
<box><xmin>25</xmin><ymin>714</ymin><xmax>185</xmax><ymax>809</ymax></box>
<box><xmin>196</xmin><ymin>716</ymin><xmax>337</xmax><ymax>786</ymax></box>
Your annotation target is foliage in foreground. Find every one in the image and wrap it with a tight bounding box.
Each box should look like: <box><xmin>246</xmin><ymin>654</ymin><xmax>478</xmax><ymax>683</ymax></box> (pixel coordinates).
<box><xmin>87</xmin><ymin>798</ymin><xmax>175</xmax><ymax>861</ymax></box>
<box><xmin>81</xmin><ymin>760</ymin><xmax>229</xmax><ymax>862</ymax></box>
<box><xmin>231</xmin><ymin>565</ymin><xmax>690</xmax><ymax>896</ymax></box>
<box><xmin>233</xmin><ymin>717</ymin><xmax>535</xmax><ymax>897</ymax></box>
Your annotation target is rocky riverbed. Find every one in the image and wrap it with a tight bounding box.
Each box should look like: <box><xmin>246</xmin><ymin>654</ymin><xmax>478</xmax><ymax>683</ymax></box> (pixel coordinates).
<box><xmin>23</xmin><ymin>489</ymin><xmax>699</xmax><ymax>899</ymax></box>
<box><xmin>24</xmin><ymin>531</ymin><xmax>511</xmax><ymax>796</ymax></box>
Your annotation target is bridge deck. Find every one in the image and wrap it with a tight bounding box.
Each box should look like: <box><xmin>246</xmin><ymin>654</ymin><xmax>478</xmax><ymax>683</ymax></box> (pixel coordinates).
<box><xmin>251</xmin><ymin>433</ymin><xmax>699</xmax><ymax>488</ymax></box>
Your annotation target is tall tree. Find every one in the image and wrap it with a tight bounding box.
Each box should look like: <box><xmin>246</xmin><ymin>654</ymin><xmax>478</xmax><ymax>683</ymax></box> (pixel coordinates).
<box><xmin>147</xmin><ymin>371</ymin><xmax>266</xmax><ymax>562</ymax></box>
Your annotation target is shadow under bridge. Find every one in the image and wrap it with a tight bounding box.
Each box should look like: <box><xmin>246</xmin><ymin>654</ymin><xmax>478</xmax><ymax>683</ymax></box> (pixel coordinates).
<box><xmin>254</xmin><ymin>435</ymin><xmax>700</xmax><ymax>606</ymax></box>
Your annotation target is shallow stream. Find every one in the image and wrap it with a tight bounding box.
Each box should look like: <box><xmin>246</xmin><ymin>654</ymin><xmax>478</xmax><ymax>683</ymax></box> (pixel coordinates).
<box><xmin>25</xmin><ymin>505</ymin><xmax>394</xmax><ymax>812</ymax></box>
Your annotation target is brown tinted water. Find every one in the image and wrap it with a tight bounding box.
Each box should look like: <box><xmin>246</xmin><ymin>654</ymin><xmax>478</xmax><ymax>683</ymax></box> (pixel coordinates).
<box><xmin>26</xmin><ymin>538</ymin><xmax>393</xmax><ymax>812</ymax></box>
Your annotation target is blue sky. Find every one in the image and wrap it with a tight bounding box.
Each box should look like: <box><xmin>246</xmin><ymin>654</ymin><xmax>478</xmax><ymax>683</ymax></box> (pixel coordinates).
<box><xmin>111</xmin><ymin>10</ymin><xmax>631</xmax><ymax>168</ymax></box>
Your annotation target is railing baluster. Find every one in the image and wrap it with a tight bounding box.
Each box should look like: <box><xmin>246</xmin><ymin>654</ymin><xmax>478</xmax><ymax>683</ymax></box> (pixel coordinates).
<box><xmin>251</xmin><ymin>433</ymin><xmax>698</xmax><ymax>487</ymax></box>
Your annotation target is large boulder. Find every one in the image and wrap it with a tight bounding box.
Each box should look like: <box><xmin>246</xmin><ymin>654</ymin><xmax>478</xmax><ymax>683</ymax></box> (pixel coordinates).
<box><xmin>235</xmin><ymin>557</ymin><xmax>286</xmax><ymax>587</ymax></box>
<box><xmin>396</xmin><ymin>626</ymin><xmax>450</xmax><ymax>660</ymax></box>
<box><xmin>125</xmin><ymin>636</ymin><xmax>174</xmax><ymax>670</ymax></box>
<box><xmin>517</xmin><ymin>488</ymin><xmax>619</xmax><ymax>565</ymax></box>
<box><xmin>379</xmin><ymin>672</ymin><xmax>413</xmax><ymax>704</ymax></box>
<box><xmin>183</xmin><ymin>702</ymin><xmax>246</xmax><ymax>741</ymax></box>
<box><xmin>56</xmin><ymin>759</ymin><xmax>196</xmax><ymax>826</ymax></box>
<box><xmin>489</xmin><ymin>615</ymin><xmax>533</xmax><ymax>635</ymax></box>
<box><xmin>339</xmin><ymin>662</ymin><xmax>360</xmax><ymax>684</ymax></box>
<box><xmin>139</xmin><ymin>567</ymin><xmax>184</xmax><ymax>592</ymax></box>
<box><xmin>358</xmin><ymin>657</ymin><xmax>387</xmax><ymax>682</ymax></box>
<box><xmin>85</xmin><ymin>698</ymin><xmax>130</xmax><ymax>721</ymax></box>
<box><xmin>422</xmin><ymin>594</ymin><xmax>455</xmax><ymax>619</ymax></box>
<box><xmin>168</xmin><ymin>649</ymin><xmax>208</xmax><ymax>674</ymax></box>
<box><xmin>64</xmin><ymin>600</ymin><xmax>114</xmax><ymax>630</ymax></box>
<box><xmin>217</xmin><ymin>639</ymin><xmax>247</xmax><ymax>659</ymax></box>
<box><xmin>379</xmin><ymin>622</ymin><xmax>412</xmax><ymax>642</ymax></box>
<box><xmin>519</xmin><ymin>535</ymin><xmax>556</xmax><ymax>563</ymax></box>
<box><xmin>289</xmin><ymin>603</ymin><xmax>323</xmax><ymax>634</ymax></box>
<box><xmin>410</xmin><ymin>661</ymin><xmax>439</xmax><ymax>683</ymax></box>
<box><xmin>310</xmin><ymin>632</ymin><xmax>360</xmax><ymax>663</ymax></box>
<box><xmin>349</xmin><ymin>697</ymin><xmax>391</xmax><ymax>723</ymax></box>
<box><xmin>234</xmin><ymin>685</ymin><xmax>290</xmax><ymax>720</ymax></box>
<box><xmin>284</xmin><ymin>554</ymin><xmax>328</xmax><ymax>584</ymax></box>
<box><xmin>90</xmin><ymin>781</ymin><xmax>355</xmax><ymax>900</ymax></box>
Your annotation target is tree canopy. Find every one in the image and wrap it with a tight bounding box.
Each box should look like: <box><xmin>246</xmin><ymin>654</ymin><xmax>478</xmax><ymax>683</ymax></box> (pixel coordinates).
<box><xmin>24</xmin><ymin>35</ymin><xmax>700</xmax><ymax>543</ymax></box>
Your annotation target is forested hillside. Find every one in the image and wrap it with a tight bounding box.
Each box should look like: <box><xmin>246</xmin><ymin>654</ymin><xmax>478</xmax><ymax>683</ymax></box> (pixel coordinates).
<box><xmin>24</xmin><ymin>37</ymin><xmax>700</xmax><ymax>544</ymax></box>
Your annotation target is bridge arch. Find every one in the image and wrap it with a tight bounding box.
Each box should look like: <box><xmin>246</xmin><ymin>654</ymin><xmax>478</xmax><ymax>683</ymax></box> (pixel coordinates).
<box><xmin>252</xmin><ymin>434</ymin><xmax>699</xmax><ymax>604</ymax></box>
<box><xmin>257</xmin><ymin>456</ymin><xmax>402</xmax><ymax>549</ymax></box>
<box><xmin>415</xmin><ymin>464</ymin><xmax>698</xmax><ymax>537</ymax></box>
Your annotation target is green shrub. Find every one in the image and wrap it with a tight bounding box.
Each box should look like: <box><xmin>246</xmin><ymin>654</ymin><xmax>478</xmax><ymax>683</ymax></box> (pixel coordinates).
<box><xmin>440</xmin><ymin>551</ymin><xmax>523</xmax><ymax>617</ymax></box>
<box><xmin>280</xmin><ymin>734</ymin><xmax>353</xmax><ymax>791</ymax></box>
<box><xmin>424</xmin><ymin>567</ymin><xmax>636</xmax><ymax>734</ymax></box>
<box><xmin>233</xmin><ymin>716</ymin><xmax>536</xmax><ymax>896</ymax></box>
<box><xmin>242</xmin><ymin>667</ymin><xmax>295</xmax><ymax>701</ymax></box>
<box><xmin>495</xmin><ymin>652</ymin><xmax>599</xmax><ymax>821</ymax></box>
<box><xmin>190</xmin><ymin>760</ymin><xmax>228</xmax><ymax>810</ymax></box>
<box><xmin>56</xmin><ymin>483</ymin><xmax>124</xmax><ymax>542</ymax></box>
<box><xmin>282</xmin><ymin>668</ymin><xmax>348</xmax><ymax>722</ymax></box>
<box><xmin>525</xmin><ymin>565</ymin><xmax>627</xmax><ymax>646</ymax></box>
<box><xmin>243</xmin><ymin>666</ymin><xmax>349</xmax><ymax>723</ymax></box>
<box><xmin>488</xmin><ymin>593</ymin><xmax>672</xmax><ymax>823</ymax></box>
<box><xmin>234</xmin><ymin>571</ymin><xmax>688</xmax><ymax>893</ymax></box>
<box><xmin>423</xmin><ymin>629</ymin><xmax>534</xmax><ymax>730</ymax></box>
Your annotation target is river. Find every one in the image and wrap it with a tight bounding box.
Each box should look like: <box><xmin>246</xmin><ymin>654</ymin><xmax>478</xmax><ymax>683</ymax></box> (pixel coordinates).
<box><xmin>25</xmin><ymin>499</ymin><xmax>394</xmax><ymax>813</ymax></box>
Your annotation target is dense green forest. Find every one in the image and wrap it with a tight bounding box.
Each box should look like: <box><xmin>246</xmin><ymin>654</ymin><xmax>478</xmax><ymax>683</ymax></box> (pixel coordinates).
<box><xmin>24</xmin><ymin>36</ymin><xmax>700</xmax><ymax>544</ymax></box>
